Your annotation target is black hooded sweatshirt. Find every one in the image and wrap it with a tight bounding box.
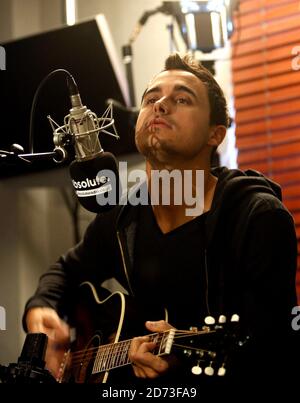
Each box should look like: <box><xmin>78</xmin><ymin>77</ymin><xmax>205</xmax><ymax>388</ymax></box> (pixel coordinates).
<box><xmin>23</xmin><ymin>167</ymin><xmax>298</xmax><ymax>391</ymax></box>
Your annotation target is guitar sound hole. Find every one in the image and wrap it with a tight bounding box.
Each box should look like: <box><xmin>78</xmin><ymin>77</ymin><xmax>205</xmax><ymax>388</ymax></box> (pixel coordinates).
<box><xmin>73</xmin><ymin>333</ymin><xmax>103</xmax><ymax>383</ymax></box>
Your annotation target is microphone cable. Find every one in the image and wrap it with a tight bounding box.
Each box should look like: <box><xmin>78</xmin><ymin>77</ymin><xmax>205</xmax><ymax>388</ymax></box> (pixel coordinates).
<box><xmin>28</xmin><ymin>68</ymin><xmax>75</xmax><ymax>157</ymax></box>
<box><xmin>0</xmin><ymin>69</ymin><xmax>74</xmax><ymax>164</ymax></box>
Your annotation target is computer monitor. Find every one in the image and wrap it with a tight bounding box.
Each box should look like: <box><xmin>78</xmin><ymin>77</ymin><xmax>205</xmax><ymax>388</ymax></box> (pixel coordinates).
<box><xmin>0</xmin><ymin>15</ymin><xmax>136</xmax><ymax>178</ymax></box>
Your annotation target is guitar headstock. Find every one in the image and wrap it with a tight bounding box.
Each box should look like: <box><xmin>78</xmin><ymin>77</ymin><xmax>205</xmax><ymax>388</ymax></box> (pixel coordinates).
<box><xmin>174</xmin><ymin>314</ymin><xmax>248</xmax><ymax>377</ymax></box>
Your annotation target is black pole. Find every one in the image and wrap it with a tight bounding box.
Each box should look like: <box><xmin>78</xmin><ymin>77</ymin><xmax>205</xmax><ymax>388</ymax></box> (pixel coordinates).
<box><xmin>122</xmin><ymin>44</ymin><xmax>136</xmax><ymax>107</ymax></box>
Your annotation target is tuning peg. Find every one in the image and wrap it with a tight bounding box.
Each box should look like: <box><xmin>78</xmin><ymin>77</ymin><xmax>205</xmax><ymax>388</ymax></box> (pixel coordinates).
<box><xmin>217</xmin><ymin>365</ymin><xmax>226</xmax><ymax>376</ymax></box>
<box><xmin>183</xmin><ymin>349</ymin><xmax>192</xmax><ymax>357</ymax></box>
<box><xmin>218</xmin><ymin>315</ymin><xmax>226</xmax><ymax>324</ymax></box>
<box><xmin>204</xmin><ymin>316</ymin><xmax>215</xmax><ymax>325</ymax></box>
<box><xmin>191</xmin><ymin>364</ymin><xmax>202</xmax><ymax>375</ymax></box>
<box><xmin>204</xmin><ymin>364</ymin><xmax>214</xmax><ymax>376</ymax></box>
<box><xmin>231</xmin><ymin>314</ymin><xmax>240</xmax><ymax>323</ymax></box>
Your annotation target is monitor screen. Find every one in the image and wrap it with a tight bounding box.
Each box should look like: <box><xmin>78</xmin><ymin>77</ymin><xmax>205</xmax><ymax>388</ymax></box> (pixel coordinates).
<box><xmin>0</xmin><ymin>15</ymin><xmax>136</xmax><ymax>178</ymax></box>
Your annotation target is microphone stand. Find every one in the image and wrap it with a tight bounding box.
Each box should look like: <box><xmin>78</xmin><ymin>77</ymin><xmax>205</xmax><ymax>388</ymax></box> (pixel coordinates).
<box><xmin>122</xmin><ymin>44</ymin><xmax>136</xmax><ymax>108</ymax></box>
<box><xmin>121</xmin><ymin>3</ymin><xmax>176</xmax><ymax>108</ymax></box>
<box><xmin>0</xmin><ymin>145</ymin><xmax>66</xmax><ymax>165</ymax></box>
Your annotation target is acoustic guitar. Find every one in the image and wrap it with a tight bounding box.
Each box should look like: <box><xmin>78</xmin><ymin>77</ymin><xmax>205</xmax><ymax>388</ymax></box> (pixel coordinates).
<box><xmin>56</xmin><ymin>281</ymin><xmax>244</xmax><ymax>383</ymax></box>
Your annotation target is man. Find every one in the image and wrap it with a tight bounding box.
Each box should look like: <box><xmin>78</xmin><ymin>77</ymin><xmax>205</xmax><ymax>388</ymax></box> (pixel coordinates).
<box><xmin>24</xmin><ymin>53</ymin><xmax>298</xmax><ymax>389</ymax></box>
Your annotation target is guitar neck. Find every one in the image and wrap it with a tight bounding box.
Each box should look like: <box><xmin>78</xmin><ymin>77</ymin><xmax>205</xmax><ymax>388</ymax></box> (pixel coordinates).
<box><xmin>92</xmin><ymin>329</ymin><xmax>175</xmax><ymax>374</ymax></box>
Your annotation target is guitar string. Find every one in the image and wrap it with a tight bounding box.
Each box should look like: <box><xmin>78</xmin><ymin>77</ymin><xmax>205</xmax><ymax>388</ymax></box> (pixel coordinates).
<box><xmin>172</xmin><ymin>343</ymin><xmax>215</xmax><ymax>353</ymax></box>
<box><xmin>68</xmin><ymin>339</ymin><xmax>218</xmax><ymax>374</ymax></box>
<box><xmin>69</xmin><ymin>334</ymin><xmax>168</xmax><ymax>367</ymax></box>
<box><xmin>69</xmin><ymin>329</ymin><xmax>213</xmax><ymax>359</ymax></box>
<box><xmin>69</xmin><ymin>329</ymin><xmax>209</xmax><ymax>360</ymax></box>
<box><xmin>68</xmin><ymin>330</ymin><xmax>217</xmax><ymax>368</ymax></box>
<box><xmin>69</xmin><ymin>329</ymin><xmax>218</xmax><ymax>365</ymax></box>
<box><xmin>68</xmin><ymin>335</ymin><xmax>159</xmax><ymax>371</ymax></box>
<box><xmin>69</xmin><ymin>342</ymin><xmax>217</xmax><ymax>371</ymax></box>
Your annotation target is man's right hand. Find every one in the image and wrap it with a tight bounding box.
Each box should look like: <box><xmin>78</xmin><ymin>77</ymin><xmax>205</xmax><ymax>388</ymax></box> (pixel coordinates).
<box><xmin>26</xmin><ymin>307</ymin><xmax>70</xmax><ymax>379</ymax></box>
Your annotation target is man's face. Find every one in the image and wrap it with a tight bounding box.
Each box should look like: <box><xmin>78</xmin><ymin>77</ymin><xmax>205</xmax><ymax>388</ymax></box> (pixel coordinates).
<box><xmin>135</xmin><ymin>69</ymin><xmax>217</xmax><ymax>167</ymax></box>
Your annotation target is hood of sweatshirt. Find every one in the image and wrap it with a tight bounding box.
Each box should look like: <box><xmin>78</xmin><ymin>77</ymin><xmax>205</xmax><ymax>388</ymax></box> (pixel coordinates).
<box><xmin>205</xmin><ymin>166</ymin><xmax>283</xmax><ymax>247</ymax></box>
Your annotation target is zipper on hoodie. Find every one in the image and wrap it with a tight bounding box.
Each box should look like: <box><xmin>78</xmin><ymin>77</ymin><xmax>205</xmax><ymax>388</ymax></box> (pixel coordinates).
<box><xmin>117</xmin><ymin>230</ymin><xmax>134</xmax><ymax>296</ymax></box>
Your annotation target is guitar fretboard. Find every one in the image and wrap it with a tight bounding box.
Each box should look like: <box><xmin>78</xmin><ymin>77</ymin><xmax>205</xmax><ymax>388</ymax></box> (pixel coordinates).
<box><xmin>92</xmin><ymin>330</ymin><xmax>175</xmax><ymax>374</ymax></box>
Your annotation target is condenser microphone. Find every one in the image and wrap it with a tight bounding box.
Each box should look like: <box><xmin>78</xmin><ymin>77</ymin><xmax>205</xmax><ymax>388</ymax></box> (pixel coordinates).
<box><xmin>66</xmin><ymin>77</ymin><xmax>121</xmax><ymax>213</ymax></box>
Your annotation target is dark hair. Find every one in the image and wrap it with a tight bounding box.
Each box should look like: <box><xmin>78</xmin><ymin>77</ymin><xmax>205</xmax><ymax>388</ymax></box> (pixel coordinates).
<box><xmin>164</xmin><ymin>53</ymin><xmax>229</xmax><ymax>128</ymax></box>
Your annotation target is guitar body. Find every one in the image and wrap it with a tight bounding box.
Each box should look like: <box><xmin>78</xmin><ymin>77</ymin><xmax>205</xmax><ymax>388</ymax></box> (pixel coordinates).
<box><xmin>58</xmin><ymin>282</ymin><xmax>166</xmax><ymax>383</ymax></box>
